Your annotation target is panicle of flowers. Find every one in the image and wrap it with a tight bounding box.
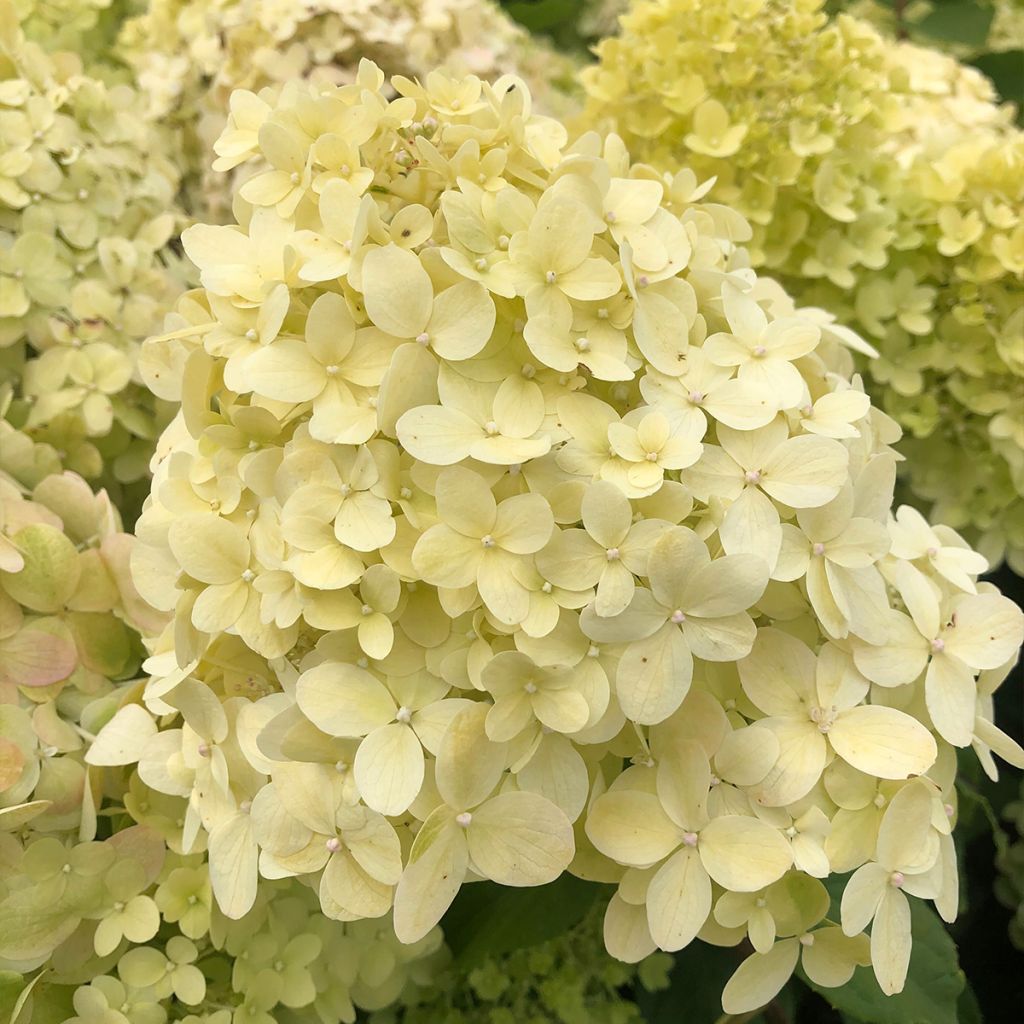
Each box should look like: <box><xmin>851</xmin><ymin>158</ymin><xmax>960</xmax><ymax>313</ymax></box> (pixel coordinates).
<box><xmin>996</xmin><ymin>777</ymin><xmax>1024</xmax><ymax>952</ymax></box>
<box><xmin>115</xmin><ymin>0</ymin><xmax>580</xmax><ymax>222</ymax></box>
<box><xmin>0</xmin><ymin>456</ymin><xmax>445</xmax><ymax>1021</ymax></box>
<box><xmin>9</xmin><ymin>0</ymin><xmax>121</xmax><ymax>55</ymax></box>
<box><xmin>369</xmin><ymin>907</ymin><xmax>671</xmax><ymax>1024</ymax></box>
<box><xmin>117</xmin><ymin>61</ymin><xmax>1024</xmax><ymax>1016</ymax></box>
<box><xmin>0</xmin><ymin>1</ymin><xmax>186</xmax><ymax>507</ymax></box>
<box><xmin>0</xmin><ymin>464</ymin><xmax>155</xmax><ymax>999</ymax></box>
<box><xmin>581</xmin><ymin>0</ymin><xmax>1024</xmax><ymax>572</ymax></box>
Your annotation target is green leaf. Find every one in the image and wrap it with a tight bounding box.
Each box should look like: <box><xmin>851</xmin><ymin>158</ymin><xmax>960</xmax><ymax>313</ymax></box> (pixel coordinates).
<box><xmin>504</xmin><ymin>0</ymin><xmax>580</xmax><ymax>33</ymax></box>
<box><xmin>957</xmin><ymin>978</ymin><xmax>984</xmax><ymax>1024</ymax></box>
<box><xmin>0</xmin><ymin>972</ymin><xmax>25</xmax><ymax>1023</ymax></box>
<box><xmin>441</xmin><ymin>874</ymin><xmax>608</xmax><ymax>967</ymax></box>
<box><xmin>914</xmin><ymin>2</ymin><xmax>994</xmax><ymax>48</ymax></box>
<box><xmin>799</xmin><ymin>899</ymin><xmax>964</xmax><ymax>1024</ymax></box>
<box><xmin>969</xmin><ymin>50</ymin><xmax>1024</xmax><ymax>110</ymax></box>
<box><xmin>636</xmin><ymin>940</ymin><xmax>740</xmax><ymax>1024</ymax></box>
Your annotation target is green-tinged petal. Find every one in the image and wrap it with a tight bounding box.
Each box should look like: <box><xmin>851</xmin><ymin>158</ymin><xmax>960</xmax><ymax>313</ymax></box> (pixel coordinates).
<box><xmin>698</xmin><ymin>816</ymin><xmax>792</xmax><ymax>891</ymax></box>
<box><xmin>393</xmin><ymin>807</ymin><xmax>466</xmax><ymax>942</ymax></box>
<box><xmin>829</xmin><ymin>705</ymin><xmax>936</xmax><ymax>780</ymax></box>
<box><xmin>353</xmin><ymin>723</ymin><xmax>424</xmax><ymax>816</ymax></box>
<box><xmin>296</xmin><ymin>663</ymin><xmax>395</xmax><ymax>737</ymax></box>
<box><xmin>362</xmin><ymin>243</ymin><xmax>432</xmax><ymax>339</ymax></box>
<box><xmin>467</xmin><ymin>791</ymin><xmax>574</xmax><ymax>885</ymax></box>
<box><xmin>585</xmin><ymin>789</ymin><xmax>680</xmax><ymax>867</ymax></box>
<box><xmin>616</xmin><ymin>625</ymin><xmax>693</xmax><ymax>726</ymax></box>
<box><xmin>721</xmin><ymin>939</ymin><xmax>801</xmax><ymax>1015</ymax></box>
<box><xmin>646</xmin><ymin>846</ymin><xmax>711</xmax><ymax>951</ymax></box>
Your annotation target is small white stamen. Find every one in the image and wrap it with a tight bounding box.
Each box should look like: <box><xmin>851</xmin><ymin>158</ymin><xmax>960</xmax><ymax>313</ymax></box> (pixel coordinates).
<box><xmin>456</xmin><ymin>812</ymin><xmax>473</xmax><ymax>827</ymax></box>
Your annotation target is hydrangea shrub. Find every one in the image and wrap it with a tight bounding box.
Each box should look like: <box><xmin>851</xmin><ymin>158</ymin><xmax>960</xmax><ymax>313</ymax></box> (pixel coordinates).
<box><xmin>115</xmin><ymin>62</ymin><xmax>1024</xmax><ymax>1019</ymax></box>
<box><xmin>581</xmin><ymin>0</ymin><xmax>1024</xmax><ymax>571</ymax></box>
<box><xmin>116</xmin><ymin>0</ymin><xmax>580</xmax><ymax>222</ymax></box>
<box><xmin>0</xmin><ymin>1</ymin><xmax>184</xmax><ymax>506</ymax></box>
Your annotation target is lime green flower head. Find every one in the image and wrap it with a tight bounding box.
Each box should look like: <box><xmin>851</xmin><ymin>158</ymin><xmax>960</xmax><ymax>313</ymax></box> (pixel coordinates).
<box><xmin>10</xmin><ymin>0</ymin><xmax>121</xmax><ymax>55</ymax></box>
<box><xmin>582</xmin><ymin>0</ymin><xmax>1024</xmax><ymax>571</ymax></box>
<box><xmin>0</xmin><ymin>1</ymin><xmax>185</xmax><ymax>502</ymax></box>
<box><xmin>114</xmin><ymin>60</ymin><xmax>1024</xmax><ymax>1019</ymax></box>
<box><xmin>0</xmin><ymin>462</ymin><xmax>156</xmax><ymax>887</ymax></box>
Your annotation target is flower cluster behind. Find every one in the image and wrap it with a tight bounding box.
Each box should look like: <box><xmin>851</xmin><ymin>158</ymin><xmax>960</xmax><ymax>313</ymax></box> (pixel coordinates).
<box><xmin>115</xmin><ymin>0</ymin><xmax>580</xmax><ymax>222</ymax></box>
<box><xmin>102</xmin><ymin>60</ymin><xmax>1024</xmax><ymax>1018</ymax></box>
<box><xmin>581</xmin><ymin>0</ymin><xmax>1024</xmax><ymax>572</ymax></box>
<box><xmin>0</xmin><ymin>0</ymin><xmax>185</xmax><ymax>510</ymax></box>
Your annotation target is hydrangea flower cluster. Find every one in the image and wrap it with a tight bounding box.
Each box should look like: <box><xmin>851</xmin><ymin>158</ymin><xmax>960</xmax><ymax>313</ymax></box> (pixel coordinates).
<box><xmin>581</xmin><ymin>0</ymin><xmax>1024</xmax><ymax>571</ymax></box>
<box><xmin>0</xmin><ymin>467</ymin><xmax>155</xmax><ymax>994</ymax></box>
<box><xmin>996</xmin><ymin>776</ymin><xmax>1024</xmax><ymax>952</ymax></box>
<box><xmin>0</xmin><ymin>2</ymin><xmax>184</xmax><ymax>503</ymax></box>
<box><xmin>119</xmin><ymin>62</ymin><xmax>1024</xmax><ymax>1017</ymax></box>
<box><xmin>0</xmin><ymin>464</ymin><xmax>443</xmax><ymax>1022</ymax></box>
<box><xmin>12</xmin><ymin>0</ymin><xmax>122</xmax><ymax>55</ymax></box>
<box><xmin>371</xmin><ymin>908</ymin><xmax>671</xmax><ymax>1024</ymax></box>
<box><xmin>0</xmin><ymin>468</ymin><xmax>156</xmax><ymax>699</ymax></box>
<box><xmin>115</xmin><ymin>0</ymin><xmax>579</xmax><ymax>222</ymax></box>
